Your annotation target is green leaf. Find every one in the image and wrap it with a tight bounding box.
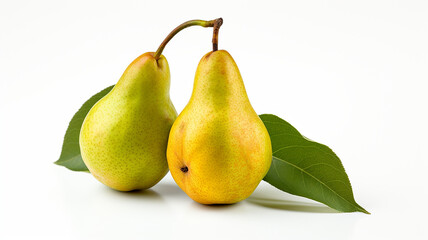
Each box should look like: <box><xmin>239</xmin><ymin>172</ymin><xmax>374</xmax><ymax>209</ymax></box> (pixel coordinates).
<box><xmin>260</xmin><ymin>114</ymin><xmax>369</xmax><ymax>214</ymax></box>
<box><xmin>55</xmin><ymin>85</ymin><xmax>114</xmax><ymax>171</ymax></box>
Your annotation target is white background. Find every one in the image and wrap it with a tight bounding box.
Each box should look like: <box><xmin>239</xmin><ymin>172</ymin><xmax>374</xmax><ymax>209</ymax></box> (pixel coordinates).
<box><xmin>1</xmin><ymin>0</ymin><xmax>427</xmax><ymax>239</ymax></box>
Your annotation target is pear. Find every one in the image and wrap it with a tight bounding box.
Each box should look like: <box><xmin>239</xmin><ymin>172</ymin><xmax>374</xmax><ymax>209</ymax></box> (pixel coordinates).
<box><xmin>80</xmin><ymin>52</ymin><xmax>177</xmax><ymax>191</ymax></box>
<box><xmin>167</xmin><ymin>50</ymin><xmax>272</xmax><ymax>204</ymax></box>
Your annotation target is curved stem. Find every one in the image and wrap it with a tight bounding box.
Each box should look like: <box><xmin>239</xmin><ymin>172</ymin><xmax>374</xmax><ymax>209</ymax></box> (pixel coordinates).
<box><xmin>212</xmin><ymin>18</ymin><xmax>223</xmax><ymax>52</ymax></box>
<box><xmin>154</xmin><ymin>18</ymin><xmax>221</xmax><ymax>59</ymax></box>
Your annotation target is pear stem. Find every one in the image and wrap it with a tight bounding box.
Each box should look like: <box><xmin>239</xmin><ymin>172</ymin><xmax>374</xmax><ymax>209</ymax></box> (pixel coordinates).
<box><xmin>212</xmin><ymin>18</ymin><xmax>223</xmax><ymax>52</ymax></box>
<box><xmin>154</xmin><ymin>18</ymin><xmax>222</xmax><ymax>60</ymax></box>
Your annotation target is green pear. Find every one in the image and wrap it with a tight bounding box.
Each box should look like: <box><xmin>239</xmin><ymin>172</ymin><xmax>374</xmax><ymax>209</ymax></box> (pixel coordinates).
<box><xmin>167</xmin><ymin>50</ymin><xmax>272</xmax><ymax>204</ymax></box>
<box><xmin>80</xmin><ymin>52</ymin><xmax>177</xmax><ymax>191</ymax></box>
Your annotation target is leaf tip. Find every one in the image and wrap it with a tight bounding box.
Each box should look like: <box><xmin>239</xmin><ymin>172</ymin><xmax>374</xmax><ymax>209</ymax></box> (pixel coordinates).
<box><xmin>359</xmin><ymin>207</ymin><xmax>371</xmax><ymax>215</ymax></box>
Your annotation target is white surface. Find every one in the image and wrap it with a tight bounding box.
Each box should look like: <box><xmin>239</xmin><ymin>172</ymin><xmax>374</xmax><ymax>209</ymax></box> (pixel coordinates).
<box><xmin>1</xmin><ymin>0</ymin><xmax>427</xmax><ymax>239</ymax></box>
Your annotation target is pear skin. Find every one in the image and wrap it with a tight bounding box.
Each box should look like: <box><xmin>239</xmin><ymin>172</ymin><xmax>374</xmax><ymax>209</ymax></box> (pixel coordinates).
<box><xmin>167</xmin><ymin>50</ymin><xmax>272</xmax><ymax>204</ymax></box>
<box><xmin>80</xmin><ymin>52</ymin><xmax>177</xmax><ymax>191</ymax></box>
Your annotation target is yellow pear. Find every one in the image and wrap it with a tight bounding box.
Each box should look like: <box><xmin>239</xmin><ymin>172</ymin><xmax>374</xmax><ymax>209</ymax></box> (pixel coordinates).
<box><xmin>167</xmin><ymin>50</ymin><xmax>272</xmax><ymax>204</ymax></box>
<box><xmin>80</xmin><ymin>52</ymin><xmax>177</xmax><ymax>191</ymax></box>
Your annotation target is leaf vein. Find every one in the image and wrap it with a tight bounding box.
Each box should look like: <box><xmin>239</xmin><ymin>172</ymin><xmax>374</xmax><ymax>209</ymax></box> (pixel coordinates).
<box><xmin>272</xmin><ymin>156</ymin><xmax>358</xmax><ymax>211</ymax></box>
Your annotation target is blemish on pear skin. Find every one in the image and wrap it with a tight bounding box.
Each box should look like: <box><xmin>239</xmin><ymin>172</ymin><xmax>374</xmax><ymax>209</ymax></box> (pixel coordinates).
<box><xmin>179</xmin><ymin>122</ymin><xmax>186</xmax><ymax>132</ymax></box>
<box><xmin>180</xmin><ymin>166</ymin><xmax>188</xmax><ymax>173</ymax></box>
<box><xmin>204</xmin><ymin>52</ymin><xmax>213</xmax><ymax>60</ymax></box>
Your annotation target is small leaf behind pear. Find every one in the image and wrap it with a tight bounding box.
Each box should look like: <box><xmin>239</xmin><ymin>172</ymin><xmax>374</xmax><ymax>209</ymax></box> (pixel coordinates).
<box><xmin>55</xmin><ymin>85</ymin><xmax>114</xmax><ymax>171</ymax></box>
<box><xmin>260</xmin><ymin>114</ymin><xmax>369</xmax><ymax>214</ymax></box>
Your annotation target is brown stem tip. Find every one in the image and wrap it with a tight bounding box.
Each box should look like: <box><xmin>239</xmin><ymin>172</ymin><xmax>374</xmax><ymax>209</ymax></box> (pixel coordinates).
<box><xmin>212</xmin><ymin>18</ymin><xmax>223</xmax><ymax>52</ymax></box>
